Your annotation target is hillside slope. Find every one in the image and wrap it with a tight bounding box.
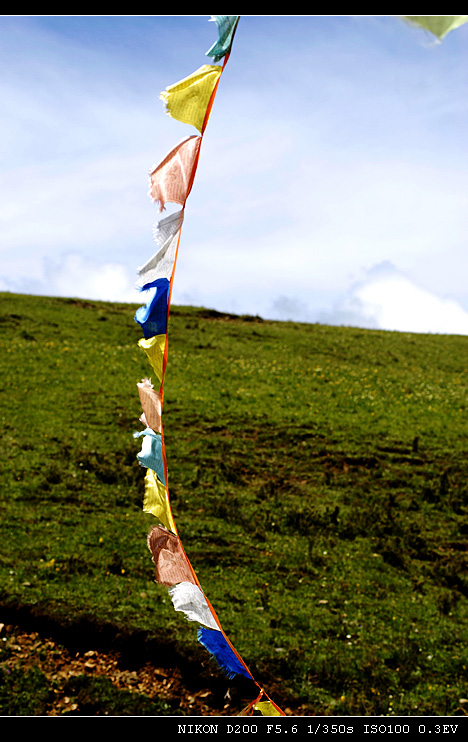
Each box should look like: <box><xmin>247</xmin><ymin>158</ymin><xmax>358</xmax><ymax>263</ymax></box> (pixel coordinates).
<box><xmin>0</xmin><ymin>291</ymin><xmax>467</xmax><ymax>716</ymax></box>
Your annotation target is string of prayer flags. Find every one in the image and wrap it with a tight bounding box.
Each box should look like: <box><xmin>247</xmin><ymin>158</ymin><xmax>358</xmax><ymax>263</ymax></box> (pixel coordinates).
<box><xmin>134</xmin><ymin>15</ymin><xmax>286</xmax><ymax>717</ymax></box>
<box><xmin>402</xmin><ymin>15</ymin><xmax>468</xmax><ymax>39</ymax></box>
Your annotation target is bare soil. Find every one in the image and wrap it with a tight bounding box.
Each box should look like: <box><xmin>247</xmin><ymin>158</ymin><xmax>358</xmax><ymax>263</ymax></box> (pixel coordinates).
<box><xmin>0</xmin><ymin>620</ymin><xmax>299</xmax><ymax>717</ymax></box>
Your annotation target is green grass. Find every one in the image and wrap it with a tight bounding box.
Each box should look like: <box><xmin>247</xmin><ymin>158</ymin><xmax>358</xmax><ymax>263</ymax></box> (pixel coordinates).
<box><xmin>1</xmin><ymin>291</ymin><xmax>467</xmax><ymax>716</ymax></box>
<box><xmin>0</xmin><ymin>664</ymin><xmax>175</xmax><ymax>716</ymax></box>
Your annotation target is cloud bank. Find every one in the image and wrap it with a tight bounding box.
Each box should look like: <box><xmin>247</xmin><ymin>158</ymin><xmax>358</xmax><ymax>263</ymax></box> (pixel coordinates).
<box><xmin>271</xmin><ymin>262</ymin><xmax>468</xmax><ymax>336</ymax></box>
<box><xmin>0</xmin><ymin>252</ymin><xmax>139</xmax><ymax>305</ymax></box>
<box><xmin>4</xmin><ymin>251</ymin><xmax>468</xmax><ymax>338</ymax></box>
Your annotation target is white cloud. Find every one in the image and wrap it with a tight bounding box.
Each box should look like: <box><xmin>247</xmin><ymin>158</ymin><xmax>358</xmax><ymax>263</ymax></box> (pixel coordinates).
<box><xmin>0</xmin><ymin>252</ymin><xmax>140</xmax><ymax>305</ymax></box>
<box><xmin>320</xmin><ymin>262</ymin><xmax>468</xmax><ymax>335</ymax></box>
<box><xmin>48</xmin><ymin>253</ymin><xmax>140</xmax><ymax>304</ymax></box>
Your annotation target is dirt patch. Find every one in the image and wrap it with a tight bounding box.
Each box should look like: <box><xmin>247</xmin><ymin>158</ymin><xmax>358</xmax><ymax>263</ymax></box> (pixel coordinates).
<box><xmin>0</xmin><ymin>622</ymin><xmax>238</xmax><ymax>716</ymax></box>
<box><xmin>0</xmin><ymin>622</ymin><xmax>298</xmax><ymax>716</ymax></box>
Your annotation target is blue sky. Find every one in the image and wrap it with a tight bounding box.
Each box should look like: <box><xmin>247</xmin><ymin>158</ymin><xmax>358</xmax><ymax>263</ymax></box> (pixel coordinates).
<box><xmin>1</xmin><ymin>15</ymin><xmax>468</xmax><ymax>334</ymax></box>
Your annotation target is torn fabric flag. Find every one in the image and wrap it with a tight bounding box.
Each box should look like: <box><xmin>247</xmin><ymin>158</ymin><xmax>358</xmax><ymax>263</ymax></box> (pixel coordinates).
<box><xmin>137</xmin><ymin>378</ymin><xmax>162</xmax><ymax>434</ymax></box>
<box><xmin>255</xmin><ymin>700</ymin><xmax>283</xmax><ymax>717</ymax></box>
<box><xmin>403</xmin><ymin>15</ymin><xmax>468</xmax><ymax>39</ymax></box>
<box><xmin>206</xmin><ymin>16</ymin><xmax>240</xmax><ymax>62</ymax></box>
<box><xmin>152</xmin><ymin>208</ymin><xmax>184</xmax><ymax>248</ymax></box>
<box><xmin>160</xmin><ymin>64</ymin><xmax>223</xmax><ymax>132</ymax></box>
<box><xmin>168</xmin><ymin>582</ymin><xmax>219</xmax><ymax>630</ymax></box>
<box><xmin>148</xmin><ymin>135</ymin><xmax>201</xmax><ymax>212</ymax></box>
<box><xmin>147</xmin><ymin>525</ymin><xmax>196</xmax><ymax>586</ymax></box>
<box><xmin>137</xmin><ymin>210</ymin><xmax>184</xmax><ymax>288</ymax></box>
<box><xmin>143</xmin><ymin>468</ymin><xmax>175</xmax><ymax>533</ymax></box>
<box><xmin>134</xmin><ymin>277</ymin><xmax>170</xmax><ymax>338</ymax></box>
<box><xmin>197</xmin><ymin>627</ymin><xmax>253</xmax><ymax>681</ymax></box>
<box><xmin>134</xmin><ymin>427</ymin><xmax>165</xmax><ymax>484</ymax></box>
<box><xmin>138</xmin><ymin>335</ymin><xmax>166</xmax><ymax>384</ymax></box>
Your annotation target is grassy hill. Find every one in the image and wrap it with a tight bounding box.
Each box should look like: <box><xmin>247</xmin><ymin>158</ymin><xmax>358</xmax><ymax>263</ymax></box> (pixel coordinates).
<box><xmin>0</xmin><ymin>291</ymin><xmax>467</xmax><ymax>716</ymax></box>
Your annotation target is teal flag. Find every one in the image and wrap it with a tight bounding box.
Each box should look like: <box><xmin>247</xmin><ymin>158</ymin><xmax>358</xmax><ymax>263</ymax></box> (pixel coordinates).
<box><xmin>206</xmin><ymin>16</ymin><xmax>240</xmax><ymax>62</ymax></box>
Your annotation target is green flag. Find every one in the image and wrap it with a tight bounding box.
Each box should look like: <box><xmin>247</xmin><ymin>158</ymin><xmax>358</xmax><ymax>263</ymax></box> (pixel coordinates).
<box><xmin>403</xmin><ymin>15</ymin><xmax>468</xmax><ymax>39</ymax></box>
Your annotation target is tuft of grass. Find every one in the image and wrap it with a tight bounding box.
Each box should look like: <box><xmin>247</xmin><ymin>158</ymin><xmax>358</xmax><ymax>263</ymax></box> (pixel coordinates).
<box><xmin>0</xmin><ymin>665</ymin><xmax>51</xmax><ymax>715</ymax></box>
<box><xmin>60</xmin><ymin>675</ymin><xmax>177</xmax><ymax>716</ymax></box>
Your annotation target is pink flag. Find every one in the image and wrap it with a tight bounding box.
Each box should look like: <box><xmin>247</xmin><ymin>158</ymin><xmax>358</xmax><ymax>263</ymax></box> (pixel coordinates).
<box><xmin>148</xmin><ymin>135</ymin><xmax>201</xmax><ymax>212</ymax></box>
<box><xmin>147</xmin><ymin>525</ymin><xmax>197</xmax><ymax>587</ymax></box>
<box><xmin>137</xmin><ymin>378</ymin><xmax>162</xmax><ymax>433</ymax></box>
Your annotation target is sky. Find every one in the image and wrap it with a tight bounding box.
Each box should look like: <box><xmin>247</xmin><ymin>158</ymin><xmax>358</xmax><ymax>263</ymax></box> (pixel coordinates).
<box><xmin>1</xmin><ymin>14</ymin><xmax>468</xmax><ymax>335</ymax></box>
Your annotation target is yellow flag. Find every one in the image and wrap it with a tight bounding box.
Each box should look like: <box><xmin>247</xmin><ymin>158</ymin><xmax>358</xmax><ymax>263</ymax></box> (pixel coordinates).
<box><xmin>255</xmin><ymin>700</ymin><xmax>283</xmax><ymax>716</ymax></box>
<box><xmin>403</xmin><ymin>15</ymin><xmax>468</xmax><ymax>39</ymax></box>
<box><xmin>143</xmin><ymin>468</ymin><xmax>176</xmax><ymax>533</ymax></box>
<box><xmin>160</xmin><ymin>64</ymin><xmax>223</xmax><ymax>132</ymax></box>
<box><xmin>138</xmin><ymin>334</ymin><xmax>166</xmax><ymax>384</ymax></box>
